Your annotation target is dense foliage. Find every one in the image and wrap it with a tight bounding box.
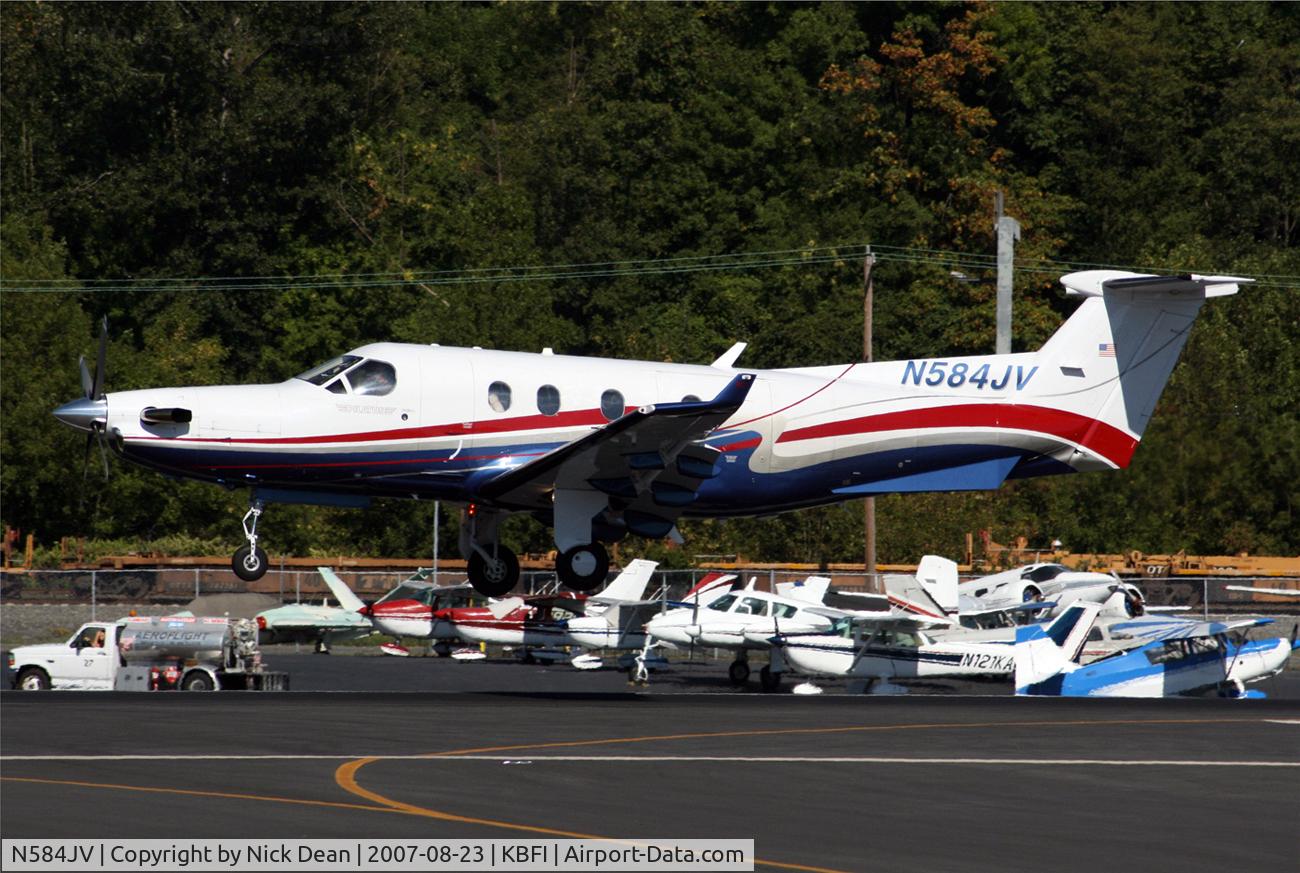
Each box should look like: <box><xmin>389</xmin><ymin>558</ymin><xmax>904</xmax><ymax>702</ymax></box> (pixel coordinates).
<box><xmin>2</xmin><ymin>2</ymin><xmax>1296</xmax><ymax>565</ymax></box>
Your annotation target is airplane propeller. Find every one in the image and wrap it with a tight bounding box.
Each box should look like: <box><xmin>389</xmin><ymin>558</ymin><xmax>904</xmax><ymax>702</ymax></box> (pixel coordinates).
<box><xmin>55</xmin><ymin>317</ymin><xmax>112</xmax><ymax>483</ymax></box>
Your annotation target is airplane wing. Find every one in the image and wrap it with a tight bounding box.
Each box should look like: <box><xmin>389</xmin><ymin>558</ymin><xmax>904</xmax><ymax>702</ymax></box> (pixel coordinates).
<box><xmin>1225</xmin><ymin>585</ymin><xmax>1300</xmax><ymax>597</ymax></box>
<box><xmin>477</xmin><ymin>374</ymin><xmax>756</xmax><ymax>536</ymax></box>
<box><xmin>1106</xmin><ymin>616</ymin><xmax>1275</xmax><ymax>643</ymax></box>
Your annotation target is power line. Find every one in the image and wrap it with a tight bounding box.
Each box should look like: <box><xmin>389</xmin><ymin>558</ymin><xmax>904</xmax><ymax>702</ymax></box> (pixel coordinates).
<box><xmin>0</xmin><ymin>243</ymin><xmax>1294</xmax><ymax>294</ymax></box>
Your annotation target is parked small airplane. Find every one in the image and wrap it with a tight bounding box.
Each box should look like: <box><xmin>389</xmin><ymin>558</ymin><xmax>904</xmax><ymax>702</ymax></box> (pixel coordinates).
<box><xmin>54</xmin><ymin>271</ymin><xmax>1244</xmax><ymax>596</ymax></box>
<box><xmin>1014</xmin><ymin>601</ymin><xmax>1298</xmax><ymax>698</ymax></box>
<box><xmin>441</xmin><ymin>559</ymin><xmax>660</xmax><ymax>659</ymax></box>
<box><xmin>645</xmin><ymin>575</ymin><xmax>862</xmax><ymax>690</ymax></box>
<box><xmin>359</xmin><ymin>574</ymin><xmax>482</xmax><ymax>655</ymax></box>
<box><xmin>254</xmin><ymin>590</ymin><xmax>373</xmax><ymax>654</ymax></box>
<box><xmin>773</xmin><ymin>618</ymin><xmax>1017</xmax><ymax>692</ymax></box>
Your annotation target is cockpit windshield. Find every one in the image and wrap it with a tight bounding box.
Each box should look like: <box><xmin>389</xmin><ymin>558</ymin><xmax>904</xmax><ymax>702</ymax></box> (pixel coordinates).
<box><xmin>295</xmin><ymin>355</ymin><xmax>396</xmax><ymax>397</ymax></box>
<box><xmin>376</xmin><ymin>583</ymin><xmax>437</xmax><ymax>606</ymax></box>
<box><xmin>297</xmin><ymin>355</ymin><xmax>361</xmax><ymax>385</ymax></box>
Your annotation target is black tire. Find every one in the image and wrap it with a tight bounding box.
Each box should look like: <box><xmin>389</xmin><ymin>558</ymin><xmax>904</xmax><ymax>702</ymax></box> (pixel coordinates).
<box><xmin>467</xmin><ymin>547</ymin><xmax>520</xmax><ymax>597</ymax></box>
<box><xmin>556</xmin><ymin>543</ymin><xmax>609</xmax><ymax>592</ymax></box>
<box><xmin>433</xmin><ymin>642</ymin><xmax>452</xmax><ymax>658</ymax></box>
<box><xmin>728</xmin><ymin>660</ymin><xmax>751</xmax><ymax>686</ymax></box>
<box><xmin>232</xmin><ymin>545</ymin><xmax>269</xmax><ymax>582</ymax></box>
<box><xmin>759</xmin><ymin>664</ymin><xmax>782</xmax><ymax>693</ymax></box>
<box><xmin>16</xmin><ymin>667</ymin><xmax>50</xmax><ymax>691</ymax></box>
<box><xmin>182</xmin><ymin>671</ymin><xmax>215</xmax><ymax>691</ymax></box>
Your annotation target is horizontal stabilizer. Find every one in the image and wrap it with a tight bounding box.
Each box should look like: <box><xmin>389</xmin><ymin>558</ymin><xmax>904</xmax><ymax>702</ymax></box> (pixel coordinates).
<box><xmin>1060</xmin><ymin>270</ymin><xmax>1250</xmax><ymax>300</ymax></box>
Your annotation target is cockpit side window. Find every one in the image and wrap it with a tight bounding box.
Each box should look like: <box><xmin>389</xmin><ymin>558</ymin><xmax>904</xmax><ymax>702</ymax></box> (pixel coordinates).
<box><xmin>708</xmin><ymin>594</ymin><xmax>737</xmax><ymax>613</ymax></box>
<box><xmin>297</xmin><ymin>355</ymin><xmax>362</xmax><ymax>386</ymax></box>
<box><xmin>346</xmin><ymin>359</ymin><xmax>396</xmax><ymax>396</ymax></box>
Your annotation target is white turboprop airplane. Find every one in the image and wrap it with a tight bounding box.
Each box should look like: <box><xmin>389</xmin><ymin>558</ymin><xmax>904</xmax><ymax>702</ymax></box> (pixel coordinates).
<box><xmin>53</xmin><ymin>271</ymin><xmax>1245</xmax><ymax>596</ymax></box>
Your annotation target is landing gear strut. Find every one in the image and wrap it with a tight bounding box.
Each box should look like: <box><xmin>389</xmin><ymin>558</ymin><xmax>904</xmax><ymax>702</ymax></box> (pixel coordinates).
<box><xmin>232</xmin><ymin>499</ymin><xmax>269</xmax><ymax>582</ymax></box>
<box><xmin>461</xmin><ymin>507</ymin><xmax>520</xmax><ymax>597</ymax></box>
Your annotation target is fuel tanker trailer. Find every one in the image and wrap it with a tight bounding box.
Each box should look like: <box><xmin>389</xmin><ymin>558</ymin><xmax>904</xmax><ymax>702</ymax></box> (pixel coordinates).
<box><xmin>9</xmin><ymin>616</ymin><xmax>289</xmax><ymax>691</ymax></box>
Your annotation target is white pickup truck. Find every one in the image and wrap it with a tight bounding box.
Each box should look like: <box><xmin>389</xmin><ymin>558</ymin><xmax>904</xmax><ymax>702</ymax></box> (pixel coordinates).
<box><xmin>9</xmin><ymin>616</ymin><xmax>288</xmax><ymax>691</ymax></box>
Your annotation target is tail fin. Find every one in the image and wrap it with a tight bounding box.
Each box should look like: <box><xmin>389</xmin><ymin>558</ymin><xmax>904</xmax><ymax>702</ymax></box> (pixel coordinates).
<box><xmin>1014</xmin><ymin>601</ymin><xmax>1102</xmax><ymax>695</ymax></box>
<box><xmin>594</xmin><ymin>559</ymin><xmax>659</xmax><ymax>603</ymax></box>
<box><xmin>318</xmin><ymin>567</ymin><xmax>366</xmax><ymax>613</ymax></box>
<box><xmin>1033</xmin><ymin>271</ymin><xmax>1249</xmax><ymax>470</ymax></box>
<box><xmin>683</xmin><ymin>572</ymin><xmax>738</xmax><ymax>601</ymax></box>
<box><xmin>883</xmin><ymin>555</ymin><xmax>958</xmax><ymax>621</ymax></box>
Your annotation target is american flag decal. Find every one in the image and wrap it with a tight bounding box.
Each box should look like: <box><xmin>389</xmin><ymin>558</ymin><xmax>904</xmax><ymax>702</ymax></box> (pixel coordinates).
<box><xmin>1098</xmin><ymin>342</ymin><xmax>1116</xmax><ymax>358</ymax></box>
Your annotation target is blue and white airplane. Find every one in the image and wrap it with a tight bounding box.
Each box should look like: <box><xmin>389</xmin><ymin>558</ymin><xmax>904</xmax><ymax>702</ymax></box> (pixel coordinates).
<box><xmin>1014</xmin><ymin>601</ymin><xmax>1297</xmax><ymax>698</ymax></box>
<box><xmin>53</xmin><ymin>271</ymin><xmax>1245</xmax><ymax>596</ymax></box>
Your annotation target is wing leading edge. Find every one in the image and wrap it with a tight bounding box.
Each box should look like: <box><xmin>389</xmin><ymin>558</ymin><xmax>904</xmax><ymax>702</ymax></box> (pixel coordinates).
<box><xmin>476</xmin><ymin>373</ymin><xmax>756</xmax><ymax>536</ymax></box>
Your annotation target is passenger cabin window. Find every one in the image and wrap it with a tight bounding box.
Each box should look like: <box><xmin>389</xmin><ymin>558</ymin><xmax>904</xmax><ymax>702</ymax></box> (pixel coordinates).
<box><xmin>346</xmin><ymin>359</ymin><xmax>396</xmax><ymax>396</ymax></box>
<box><xmin>600</xmin><ymin>389</ymin><xmax>625</xmax><ymax>421</ymax></box>
<box><xmin>772</xmin><ymin>603</ymin><xmax>799</xmax><ymax>619</ymax></box>
<box><xmin>736</xmin><ymin>597</ymin><xmax>768</xmax><ymax>616</ymax></box>
<box><xmin>537</xmin><ymin>384</ymin><xmax>561</xmax><ymax>416</ymax></box>
<box><xmin>488</xmin><ymin>381</ymin><xmax>512</xmax><ymax>413</ymax></box>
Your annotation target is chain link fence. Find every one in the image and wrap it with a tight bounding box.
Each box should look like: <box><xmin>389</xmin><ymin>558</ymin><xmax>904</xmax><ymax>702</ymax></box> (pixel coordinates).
<box><xmin>2</xmin><ymin>567</ymin><xmax>1297</xmax><ymax>621</ymax></box>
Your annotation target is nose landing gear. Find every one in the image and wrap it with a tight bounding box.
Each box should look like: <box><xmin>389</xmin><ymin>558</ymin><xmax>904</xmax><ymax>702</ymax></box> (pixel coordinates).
<box><xmin>231</xmin><ymin>499</ymin><xmax>269</xmax><ymax>582</ymax></box>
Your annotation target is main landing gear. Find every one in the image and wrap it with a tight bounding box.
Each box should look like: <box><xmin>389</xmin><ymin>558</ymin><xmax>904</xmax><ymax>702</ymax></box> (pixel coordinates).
<box><xmin>232</xmin><ymin>498</ymin><xmax>269</xmax><ymax>582</ymax></box>
<box><xmin>461</xmin><ymin>506</ymin><xmax>520</xmax><ymax>597</ymax></box>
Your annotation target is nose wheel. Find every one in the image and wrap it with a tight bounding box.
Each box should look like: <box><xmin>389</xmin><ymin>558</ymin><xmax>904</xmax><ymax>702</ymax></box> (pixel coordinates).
<box><xmin>231</xmin><ymin>499</ymin><xmax>269</xmax><ymax>582</ymax></box>
<box><xmin>556</xmin><ymin>543</ymin><xmax>609</xmax><ymax>592</ymax></box>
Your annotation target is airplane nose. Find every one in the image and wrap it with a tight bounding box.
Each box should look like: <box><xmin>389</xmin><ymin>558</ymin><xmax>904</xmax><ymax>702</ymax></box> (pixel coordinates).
<box><xmin>53</xmin><ymin>397</ymin><xmax>108</xmax><ymax>432</ymax></box>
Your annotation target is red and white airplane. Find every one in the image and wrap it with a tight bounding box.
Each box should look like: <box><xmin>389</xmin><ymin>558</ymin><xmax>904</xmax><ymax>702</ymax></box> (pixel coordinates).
<box><xmin>430</xmin><ymin>558</ymin><xmax>660</xmax><ymax>655</ymax></box>
<box><xmin>54</xmin><ymin>271</ymin><xmax>1245</xmax><ymax>596</ymax></box>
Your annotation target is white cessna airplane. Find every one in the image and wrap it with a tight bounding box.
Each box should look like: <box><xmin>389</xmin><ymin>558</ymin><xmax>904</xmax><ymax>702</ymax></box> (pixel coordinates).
<box><xmin>54</xmin><ymin>271</ymin><xmax>1245</xmax><ymax>596</ymax></box>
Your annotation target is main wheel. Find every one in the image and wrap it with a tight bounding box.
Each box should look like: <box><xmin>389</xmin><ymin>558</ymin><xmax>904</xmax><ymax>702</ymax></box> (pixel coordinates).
<box><xmin>556</xmin><ymin>543</ymin><xmax>609</xmax><ymax>592</ymax></box>
<box><xmin>232</xmin><ymin>545</ymin><xmax>269</xmax><ymax>582</ymax></box>
<box><xmin>468</xmin><ymin>547</ymin><xmax>520</xmax><ymax>597</ymax></box>
<box><xmin>182</xmin><ymin>671</ymin><xmax>215</xmax><ymax>691</ymax></box>
<box><xmin>433</xmin><ymin>641</ymin><xmax>452</xmax><ymax>658</ymax></box>
<box><xmin>759</xmin><ymin>664</ymin><xmax>782</xmax><ymax>693</ymax></box>
<box><xmin>17</xmin><ymin>667</ymin><xmax>50</xmax><ymax>691</ymax></box>
<box><xmin>728</xmin><ymin>660</ymin><xmax>751</xmax><ymax>686</ymax></box>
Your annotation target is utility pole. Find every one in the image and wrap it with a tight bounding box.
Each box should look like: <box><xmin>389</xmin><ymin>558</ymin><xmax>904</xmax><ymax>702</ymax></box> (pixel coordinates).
<box><xmin>863</xmin><ymin>246</ymin><xmax>878</xmax><ymax>593</ymax></box>
<box><xmin>995</xmin><ymin>191</ymin><xmax>1020</xmax><ymax>355</ymax></box>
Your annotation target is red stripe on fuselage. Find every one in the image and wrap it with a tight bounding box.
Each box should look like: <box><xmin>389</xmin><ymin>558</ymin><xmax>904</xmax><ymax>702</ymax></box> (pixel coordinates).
<box><xmin>775</xmin><ymin>404</ymin><xmax>1138</xmax><ymax>468</ymax></box>
<box><xmin>130</xmin><ymin>407</ymin><xmax>626</xmax><ymax>446</ymax></box>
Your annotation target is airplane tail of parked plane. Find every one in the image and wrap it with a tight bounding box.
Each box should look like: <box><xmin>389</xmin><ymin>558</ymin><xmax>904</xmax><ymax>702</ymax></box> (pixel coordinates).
<box><xmin>318</xmin><ymin>567</ymin><xmax>367</xmax><ymax>613</ymax></box>
<box><xmin>1013</xmin><ymin>601</ymin><xmax>1102</xmax><ymax>695</ymax></box>
<box><xmin>1028</xmin><ymin>272</ymin><xmax>1248</xmax><ymax>471</ymax></box>
<box><xmin>593</xmin><ymin>558</ymin><xmax>659</xmax><ymax>603</ymax></box>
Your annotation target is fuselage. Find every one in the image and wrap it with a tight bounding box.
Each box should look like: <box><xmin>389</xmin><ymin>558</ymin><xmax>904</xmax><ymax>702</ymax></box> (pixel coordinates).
<box><xmin>779</xmin><ymin>627</ymin><xmax>1015</xmax><ymax>680</ymax></box>
<box><xmin>92</xmin><ymin>341</ymin><xmax>1128</xmax><ymax>517</ymax></box>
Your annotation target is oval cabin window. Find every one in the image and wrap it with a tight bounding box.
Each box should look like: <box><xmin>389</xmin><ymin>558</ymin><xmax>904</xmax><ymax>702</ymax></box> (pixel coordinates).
<box><xmin>537</xmin><ymin>384</ymin><xmax>561</xmax><ymax>416</ymax></box>
<box><xmin>488</xmin><ymin>381</ymin><xmax>512</xmax><ymax>413</ymax></box>
<box><xmin>600</xmin><ymin>389</ymin><xmax>625</xmax><ymax>422</ymax></box>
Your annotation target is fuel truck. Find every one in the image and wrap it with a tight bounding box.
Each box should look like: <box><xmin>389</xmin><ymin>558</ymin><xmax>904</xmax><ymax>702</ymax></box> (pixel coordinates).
<box><xmin>9</xmin><ymin>616</ymin><xmax>289</xmax><ymax>691</ymax></box>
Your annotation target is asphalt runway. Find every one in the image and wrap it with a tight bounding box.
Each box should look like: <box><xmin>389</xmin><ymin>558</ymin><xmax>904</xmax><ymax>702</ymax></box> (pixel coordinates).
<box><xmin>3</xmin><ymin>668</ymin><xmax>1298</xmax><ymax>873</ymax></box>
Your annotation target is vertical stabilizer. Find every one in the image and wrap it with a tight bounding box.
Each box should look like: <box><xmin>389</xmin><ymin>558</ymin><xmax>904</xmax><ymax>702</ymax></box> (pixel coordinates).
<box><xmin>1032</xmin><ymin>272</ymin><xmax>1248</xmax><ymax>469</ymax></box>
<box><xmin>1014</xmin><ymin>601</ymin><xmax>1101</xmax><ymax>695</ymax></box>
<box><xmin>594</xmin><ymin>558</ymin><xmax>659</xmax><ymax>603</ymax></box>
<box><xmin>318</xmin><ymin>567</ymin><xmax>366</xmax><ymax>613</ymax></box>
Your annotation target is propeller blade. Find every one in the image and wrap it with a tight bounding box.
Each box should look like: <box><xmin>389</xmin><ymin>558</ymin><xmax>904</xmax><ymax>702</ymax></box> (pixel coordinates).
<box><xmin>95</xmin><ymin>428</ymin><xmax>111</xmax><ymax>480</ymax></box>
<box><xmin>91</xmin><ymin>316</ymin><xmax>107</xmax><ymax>401</ymax></box>
<box><xmin>79</xmin><ymin>355</ymin><xmax>93</xmax><ymax>399</ymax></box>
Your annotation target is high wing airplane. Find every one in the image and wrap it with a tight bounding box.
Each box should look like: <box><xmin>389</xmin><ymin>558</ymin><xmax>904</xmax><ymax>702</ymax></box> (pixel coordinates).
<box><xmin>53</xmin><ymin>270</ymin><xmax>1246</xmax><ymax>597</ymax></box>
<box><xmin>357</xmin><ymin>574</ymin><xmax>483</xmax><ymax>655</ymax></box>
<box><xmin>1014</xmin><ymin>601</ymin><xmax>1298</xmax><ymax>698</ymax></box>
<box><xmin>773</xmin><ymin>618</ymin><xmax>1017</xmax><ymax>693</ymax></box>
